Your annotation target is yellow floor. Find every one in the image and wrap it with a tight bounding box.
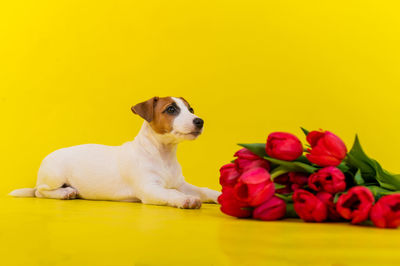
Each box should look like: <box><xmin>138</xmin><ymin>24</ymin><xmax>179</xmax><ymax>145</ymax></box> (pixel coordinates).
<box><xmin>1</xmin><ymin>196</ymin><xmax>399</xmax><ymax>266</ymax></box>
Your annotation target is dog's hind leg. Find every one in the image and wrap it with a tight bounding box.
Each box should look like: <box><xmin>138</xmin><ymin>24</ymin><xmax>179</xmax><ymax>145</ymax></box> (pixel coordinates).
<box><xmin>35</xmin><ymin>184</ymin><xmax>77</xmax><ymax>199</ymax></box>
<box><xmin>35</xmin><ymin>171</ymin><xmax>77</xmax><ymax>199</ymax></box>
<box><xmin>35</xmin><ymin>164</ymin><xmax>78</xmax><ymax>200</ymax></box>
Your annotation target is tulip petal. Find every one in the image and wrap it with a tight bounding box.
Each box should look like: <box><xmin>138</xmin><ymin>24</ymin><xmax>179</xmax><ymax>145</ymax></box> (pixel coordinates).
<box><xmin>370</xmin><ymin>203</ymin><xmax>387</xmax><ymax>228</ymax></box>
<box><xmin>234</xmin><ymin>148</ymin><xmax>261</xmax><ymax>160</ymax></box>
<box><xmin>240</xmin><ymin>167</ymin><xmax>270</xmax><ymax>184</ymax></box>
<box><xmin>306</xmin><ymin>131</ymin><xmax>325</xmax><ymax>147</ymax></box>
<box><xmin>248</xmin><ymin>182</ymin><xmax>275</xmax><ymax>206</ymax></box>
<box><xmin>219</xmin><ymin>187</ymin><xmax>252</xmax><ymax>218</ymax></box>
<box><xmin>219</xmin><ymin>163</ymin><xmax>241</xmax><ymax>187</ymax></box>
<box><xmin>323</xmin><ymin>131</ymin><xmax>347</xmax><ymax>159</ymax></box>
<box><xmin>236</xmin><ymin>158</ymin><xmax>270</xmax><ymax>172</ymax></box>
<box><xmin>253</xmin><ymin>196</ymin><xmax>286</xmax><ymax>221</ymax></box>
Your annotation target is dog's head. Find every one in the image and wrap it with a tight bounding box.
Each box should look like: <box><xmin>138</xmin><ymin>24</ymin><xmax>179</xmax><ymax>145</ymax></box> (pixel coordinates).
<box><xmin>131</xmin><ymin>96</ymin><xmax>203</xmax><ymax>141</ymax></box>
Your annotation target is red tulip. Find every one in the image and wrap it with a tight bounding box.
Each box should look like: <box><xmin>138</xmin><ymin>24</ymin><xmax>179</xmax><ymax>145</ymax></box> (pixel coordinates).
<box><xmin>306</xmin><ymin>130</ymin><xmax>347</xmax><ymax>167</ymax></box>
<box><xmin>266</xmin><ymin>132</ymin><xmax>303</xmax><ymax>161</ymax></box>
<box><xmin>308</xmin><ymin>167</ymin><xmax>346</xmax><ymax>194</ymax></box>
<box><xmin>316</xmin><ymin>192</ymin><xmax>342</xmax><ymax>221</ymax></box>
<box><xmin>234</xmin><ymin>167</ymin><xmax>274</xmax><ymax>206</ymax></box>
<box><xmin>253</xmin><ymin>196</ymin><xmax>286</xmax><ymax>221</ymax></box>
<box><xmin>289</xmin><ymin>172</ymin><xmax>309</xmax><ymax>191</ymax></box>
<box><xmin>234</xmin><ymin>148</ymin><xmax>270</xmax><ymax>171</ymax></box>
<box><xmin>219</xmin><ymin>163</ymin><xmax>241</xmax><ymax>187</ymax></box>
<box><xmin>274</xmin><ymin>172</ymin><xmax>309</xmax><ymax>194</ymax></box>
<box><xmin>218</xmin><ymin>187</ymin><xmax>252</xmax><ymax>218</ymax></box>
<box><xmin>370</xmin><ymin>194</ymin><xmax>400</xmax><ymax>228</ymax></box>
<box><xmin>293</xmin><ymin>189</ymin><xmax>327</xmax><ymax>222</ymax></box>
<box><xmin>336</xmin><ymin>186</ymin><xmax>374</xmax><ymax>224</ymax></box>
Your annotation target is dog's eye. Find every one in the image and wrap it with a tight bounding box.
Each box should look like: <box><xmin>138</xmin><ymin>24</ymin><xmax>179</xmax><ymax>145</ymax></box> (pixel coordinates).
<box><xmin>166</xmin><ymin>106</ymin><xmax>176</xmax><ymax>114</ymax></box>
<box><xmin>189</xmin><ymin>108</ymin><xmax>194</xmax><ymax>114</ymax></box>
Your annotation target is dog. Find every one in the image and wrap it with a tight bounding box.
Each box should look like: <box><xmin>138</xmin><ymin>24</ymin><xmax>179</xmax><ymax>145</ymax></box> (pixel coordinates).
<box><xmin>10</xmin><ymin>96</ymin><xmax>221</xmax><ymax>209</ymax></box>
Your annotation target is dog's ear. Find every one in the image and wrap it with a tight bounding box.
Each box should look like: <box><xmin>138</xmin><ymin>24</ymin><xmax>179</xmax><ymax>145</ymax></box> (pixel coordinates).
<box><xmin>131</xmin><ymin>97</ymin><xmax>159</xmax><ymax>122</ymax></box>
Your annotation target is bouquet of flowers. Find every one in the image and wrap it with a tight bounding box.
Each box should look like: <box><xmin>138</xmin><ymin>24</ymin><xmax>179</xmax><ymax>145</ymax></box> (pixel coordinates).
<box><xmin>218</xmin><ymin>128</ymin><xmax>400</xmax><ymax>229</ymax></box>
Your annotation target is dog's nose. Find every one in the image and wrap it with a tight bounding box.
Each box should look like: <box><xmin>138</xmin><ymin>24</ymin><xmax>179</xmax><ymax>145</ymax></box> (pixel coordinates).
<box><xmin>193</xmin><ymin>118</ymin><xmax>204</xmax><ymax>129</ymax></box>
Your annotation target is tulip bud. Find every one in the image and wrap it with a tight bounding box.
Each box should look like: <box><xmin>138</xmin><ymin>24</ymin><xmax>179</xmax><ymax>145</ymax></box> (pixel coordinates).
<box><xmin>306</xmin><ymin>130</ymin><xmax>347</xmax><ymax>167</ymax></box>
<box><xmin>266</xmin><ymin>132</ymin><xmax>303</xmax><ymax>161</ymax></box>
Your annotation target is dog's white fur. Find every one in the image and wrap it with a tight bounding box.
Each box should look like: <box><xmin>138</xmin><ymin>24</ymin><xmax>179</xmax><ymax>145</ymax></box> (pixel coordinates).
<box><xmin>10</xmin><ymin>97</ymin><xmax>220</xmax><ymax>209</ymax></box>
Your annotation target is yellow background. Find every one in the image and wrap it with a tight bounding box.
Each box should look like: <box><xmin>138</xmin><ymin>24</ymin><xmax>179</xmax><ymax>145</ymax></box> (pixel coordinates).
<box><xmin>2</xmin><ymin>0</ymin><xmax>400</xmax><ymax>194</ymax></box>
<box><xmin>1</xmin><ymin>1</ymin><xmax>400</xmax><ymax>265</ymax></box>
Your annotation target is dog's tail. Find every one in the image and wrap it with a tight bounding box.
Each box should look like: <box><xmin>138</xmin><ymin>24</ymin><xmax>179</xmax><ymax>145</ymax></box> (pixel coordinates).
<box><xmin>9</xmin><ymin>188</ymin><xmax>36</xmax><ymax>197</ymax></box>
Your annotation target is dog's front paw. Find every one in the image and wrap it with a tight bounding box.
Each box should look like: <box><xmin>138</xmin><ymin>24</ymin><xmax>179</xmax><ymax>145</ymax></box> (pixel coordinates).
<box><xmin>178</xmin><ymin>196</ymin><xmax>202</xmax><ymax>209</ymax></box>
<box><xmin>203</xmin><ymin>189</ymin><xmax>221</xmax><ymax>204</ymax></box>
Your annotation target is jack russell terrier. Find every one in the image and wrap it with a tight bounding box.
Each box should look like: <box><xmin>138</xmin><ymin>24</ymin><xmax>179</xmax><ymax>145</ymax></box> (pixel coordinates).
<box><xmin>10</xmin><ymin>96</ymin><xmax>221</xmax><ymax>209</ymax></box>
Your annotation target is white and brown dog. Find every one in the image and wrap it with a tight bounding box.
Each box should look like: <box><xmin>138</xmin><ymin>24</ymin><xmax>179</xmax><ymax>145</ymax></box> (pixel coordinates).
<box><xmin>10</xmin><ymin>96</ymin><xmax>220</xmax><ymax>209</ymax></box>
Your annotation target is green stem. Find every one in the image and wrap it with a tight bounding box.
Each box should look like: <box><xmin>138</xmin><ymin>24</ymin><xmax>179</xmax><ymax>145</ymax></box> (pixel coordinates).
<box><xmin>270</xmin><ymin>166</ymin><xmax>290</xmax><ymax>180</ymax></box>
<box><xmin>275</xmin><ymin>193</ymin><xmax>293</xmax><ymax>202</ymax></box>
<box><xmin>285</xmin><ymin>203</ymin><xmax>298</xmax><ymax>218</ymax></box>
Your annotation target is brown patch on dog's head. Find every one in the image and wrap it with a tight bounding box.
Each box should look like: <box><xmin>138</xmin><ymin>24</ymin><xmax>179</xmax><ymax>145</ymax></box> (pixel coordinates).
<box><xmin>150</xmin><ymin>97</ymin><xmax>177</xmax><ymax>134</ymax></box>
<box><xmin>131</xmin><ymin>96</ymin><xmax>177</xmax><ymax>134</ymax></box>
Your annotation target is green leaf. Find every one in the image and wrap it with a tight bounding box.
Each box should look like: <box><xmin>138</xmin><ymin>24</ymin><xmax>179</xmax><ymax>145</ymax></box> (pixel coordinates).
<box><xmin>371</xmin><ymin>160</ymin><xmax>400</xmax><ymax>191</ymax></box>
<box><xmin>296</xmin><ymin>155</ymin><xmax>311</xmax><ymax>164</ymax></box>
<box><xmin>354</xmin><ymin>169</ymin><xmax>365</xmax><ymax>185</ymax></box>
<box><xmin>346</xmin><ymin>135</ymin><xmax>400</xmax><ymax>190</ymax></box>
<box><xmin>274</xmin><ymin>183</ymin><xmax>286</xmax><ymax>190</ymax></box>
<box><xmin>333</xmin><ymin>192</ymin><xmax>345</xmax><ymax>204</ymax></box>
<box><xmin>238</xmin><ymin>143</ymin><xmax>267</xmax><ymax>158</ymax></box>
<box><xmin>365</xmin><ymin>185</ymin><xmax>398</xmax><ymax>200</ymax></box>
<box><xmin>300</xmin><ymin>127</ymin><xmax>310</xmax><ymax>136</ymax></box>
<box><xmin>285</xmin><ymin>203</ymin><xmax>299</xmax><ymax>218</ymax></box>
<box><xmin>241</xmin><ymin>207</ymin><xmax>254</xmax><ymax>212</ymax></box>
<box><xmin>337</xmin><ymin>162</ymin><xmax>350</xmax><ymax>173</ymax></box>
<box><xmin>275</xmin><ymin>193</ymin><xmax>293</xmax><ymax>202</ymax></box>
<box><xmin>345</xmin><ymin>135</ymin><xmax>376</xmax><ymax>181</ymax></box>
<box><xmin>270</xmin><ymin>166</ymin><xmax>290</xmax><ymax>180</ymax></box>
<box><xmin>263</xmin><ymin>156</ymin><xmax>318</xmax><ymax>174</ymax></box>
<box><xmin>359</xmin><ymin>220</ymin><xmax>374</xmax><ymax>227</ymax></box>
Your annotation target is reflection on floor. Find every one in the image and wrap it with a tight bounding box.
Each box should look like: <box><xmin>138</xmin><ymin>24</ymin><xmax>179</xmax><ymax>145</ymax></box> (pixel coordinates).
<box><xmin>1</xmin><ymin>196</ymin><xmax>399</xmax><ymax>265</ymax></box>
